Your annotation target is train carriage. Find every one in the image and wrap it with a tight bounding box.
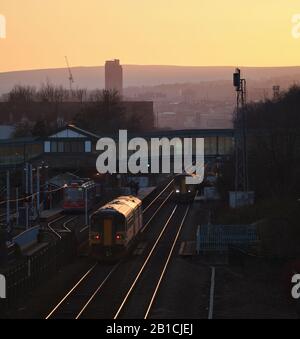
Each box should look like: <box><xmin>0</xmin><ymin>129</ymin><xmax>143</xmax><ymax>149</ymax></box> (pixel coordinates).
<box><xmin>89</xmin><ymin>196</ymin><xmax>143</xmax><ymax>260</ymax></box>
<box><xmin>173</xmin><ymin>173</ymin><xmax>199</xmax><ymax>203</ymax></box>
<box><xmin>63</xmin><ymin>179</ymin><xmax>97</xmax><ymax>213</ymax></box>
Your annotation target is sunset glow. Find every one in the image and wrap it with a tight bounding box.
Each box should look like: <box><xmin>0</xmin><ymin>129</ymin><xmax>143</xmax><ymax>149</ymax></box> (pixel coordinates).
<box><xmin>1</xmin><ymin>0</ymin><xmax>300</xmax><ymax>72</ymax></box>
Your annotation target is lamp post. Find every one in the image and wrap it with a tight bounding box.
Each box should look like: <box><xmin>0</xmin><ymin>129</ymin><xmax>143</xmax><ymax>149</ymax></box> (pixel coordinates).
<box><xmin>85</xmin><ymin>188</ymin><xmax>88</xmax><ymax>226</ymax></box>
<box><xmin>29</xmin><ymin>164</ymin><xmax>33</xmax><ymax>206</ymax></box>
<box><xmin>16</xmin><ymin>186</ymin><xmax>19</xmax><ymax>227</ymax></box>
<box><xmin>6</xmin><ymin>170</ymin><xmax>10</xmax><ymax>229</ymax></box>
<box><xmin>25</xmin><ymin>163</ymin><xmax>29</xmax><ymax>196</ymax></box>
<box><xmin>36</xmin><ymin>166</ymin><xmax>40</xmax><ymax>221</ymax></box>
<box><xmin>24</xmin><ymin>163</ymin><xmax>29</xmax><ymax>228</ymax></box>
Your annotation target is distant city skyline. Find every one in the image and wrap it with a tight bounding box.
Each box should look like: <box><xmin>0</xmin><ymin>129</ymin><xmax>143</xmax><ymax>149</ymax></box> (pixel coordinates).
<box><xmin>1</xmin><ymin>1</ymin><xmax>300</xmax><ymax>72</ymax></box>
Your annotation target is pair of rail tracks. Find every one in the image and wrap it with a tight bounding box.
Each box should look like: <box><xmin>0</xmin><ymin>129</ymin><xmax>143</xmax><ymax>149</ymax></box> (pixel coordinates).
<box><xmin>45</xmin><ymin>180</ymin><xmax>191</xmax><ymax>319</ymax></box>
<box><xmin>47</xmin><ymin>180</ymin><xmax>175</xmax><ymax>240</ymax></box>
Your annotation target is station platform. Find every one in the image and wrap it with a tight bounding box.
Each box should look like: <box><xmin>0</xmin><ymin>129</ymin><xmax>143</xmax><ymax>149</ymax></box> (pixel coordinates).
<box><xmin>137</xmin><ymin>187</ymin><xmax>156</xmax><ymax>201</ymax></box>
<box><xmin>40</xmin><ymin>208</ymin><xmax>63</xmax><ymax>222</ymax></box>
<box><xmin>179</xmin><ymin>241</ymin><xmax>196</xmax><ymax>256</ymax></box>
<box><xmin>23</xmin><ymin>242</ymin><xmax>49</xmax><ymax>257</ymax></box>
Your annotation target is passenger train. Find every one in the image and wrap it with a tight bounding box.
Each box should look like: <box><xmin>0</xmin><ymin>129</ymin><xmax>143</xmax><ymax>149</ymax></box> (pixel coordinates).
<box><xmin>63</xmin><ymin>179</ymin><xmax>97</xmax><ymax>213</ymax></box>
<box><xmin>89</xmin><ymin>196</ymin><xmax>143</xmax><ymax>260</ymax></box>
<box><xmin>173</xmin><ymin>173</ymin><xmax>200</xmax><ymax>203</ymax></box>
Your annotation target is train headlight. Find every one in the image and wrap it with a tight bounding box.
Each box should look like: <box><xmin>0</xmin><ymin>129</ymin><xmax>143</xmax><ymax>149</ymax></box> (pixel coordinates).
<box><xmin>176</xmin><ymin>189</ymin><xmax>180</xmax><ymax>194</ymax></box>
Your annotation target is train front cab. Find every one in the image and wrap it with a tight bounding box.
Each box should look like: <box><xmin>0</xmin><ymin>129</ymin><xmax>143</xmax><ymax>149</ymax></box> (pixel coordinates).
<box><xmin>63</xmin><ymin>180</ymin><xmax>97</xmax><ymax>213</ymax></box>
<box><xmin>174</xmin><ymin>174</ymin><xmax>196</xmax><ymax>203</ymax></box>
<box><xmin>90</xmin><ymin>212</ymin><xmax>127</xmax><ymax>260</ymax></box>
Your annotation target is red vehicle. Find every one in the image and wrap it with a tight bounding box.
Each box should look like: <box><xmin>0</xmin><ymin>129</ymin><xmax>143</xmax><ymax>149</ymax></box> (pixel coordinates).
<box><xmin>63</xmin><ymin>180</ymin><xmax>97</xmax><ymax>213</ymax></box>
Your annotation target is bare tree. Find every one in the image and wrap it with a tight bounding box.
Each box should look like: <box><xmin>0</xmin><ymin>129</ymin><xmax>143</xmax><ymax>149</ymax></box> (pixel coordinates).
<box><xmin>71</xmin><ymin>88</ymin><xmax>88</xmax><ymax>103</ymax></box>
<box><xmin>241</xmin><ymin>85</ymin><xmax>300</xmax><ymax>198</ymax></box>
<box><xmin>74</xmin><ymin>89</ymin><xmax>127</xmax><ymax>133</ymax></box>
<box><xmin>8</xmin><ymin>85</ymin><xmax>36</xmax><ymax>103</ymax></box>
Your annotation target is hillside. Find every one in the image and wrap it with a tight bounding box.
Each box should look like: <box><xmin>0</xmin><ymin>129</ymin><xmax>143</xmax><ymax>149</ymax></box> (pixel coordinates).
<box><xmin>1</xmin><ymin>65</ymin><xmax>300</xmax><ymax>95</ymax></box>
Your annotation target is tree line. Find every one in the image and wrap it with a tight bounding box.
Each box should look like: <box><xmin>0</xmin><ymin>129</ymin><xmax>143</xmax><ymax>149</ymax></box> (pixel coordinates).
<box><xmin>246</xmin><ymin>85</ymin><xmax>300</xmax><ymax>199</ymax></box>
<box><xmin>1</xmin><ymin>82</ymin><xmax>89</xmax><ymax>104</ymax></box>
<box><xmin>218</xmin><ymin>85</ymin><xmax>300</xmax><ymax>200</ymax></box>
<box><xmin>1</xmin><ymin>83</ymin><xmax>149</xmax><ymax>138</ymax></box>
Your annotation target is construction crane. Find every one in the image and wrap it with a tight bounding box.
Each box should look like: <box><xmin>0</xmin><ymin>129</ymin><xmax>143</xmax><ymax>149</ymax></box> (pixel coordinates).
<box><xmin>65</xmin><ymin>56</ymin><xmax>74</xmax><ymax>91</ymax></box>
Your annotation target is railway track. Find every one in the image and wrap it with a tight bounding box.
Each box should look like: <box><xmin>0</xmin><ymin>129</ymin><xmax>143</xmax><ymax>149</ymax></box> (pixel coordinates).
<box><xmin>46</xmin><ymin>179</ymin><xmax>174</xmax><ymax>241</ymax></box>
<box><xmin>45</xmin><ymin>263</ymin><xmax>117</xmax><ymax>319</ymax></box>
<box><xmin>47</xmin><ymin>215</ymin><xmax>78</xmax><ymax>240</ymax></box>
<box><xmin>114</xmin><ymin>205</ymin><xmax>190</xmax><ymax>319</ymax></box>
<box><xmin>45</xmin><ymin>181</ymin><xmax>176</xmax><ymax>319</ymax></box>
<box><xmin>76</xmin><ymin>203</ymin><xmax>190</xmax><ymax>319</ymax></box>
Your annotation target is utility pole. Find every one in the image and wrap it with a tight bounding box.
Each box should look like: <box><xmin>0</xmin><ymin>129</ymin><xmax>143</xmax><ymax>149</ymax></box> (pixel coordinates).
<box><xmin>25</xmin><ymin>163</ymin><xmax>29</xmax><ymax>196</ymax></box>
<box><xmin>16</xmin><ymin>187</ymin><xmax>19</xmax><ymax>227</ymax></box>
<box><xmin>29</xmin><ymin>164</ymin><xmax>33</xmax><ymax>227</ymax></box>
<box><xmin>30</xmin><ymin>164</ymin><xmax>33</xmax><ymax>205</ymax></box>
<box><xmin>6</xmin><ymin>170</ymin><xmax>10</xmax><ymax>229</ymax></box>
<box><xmin>24</xmin><ymin>163</ymin><xmax>29</xmax><ymax>229</ymax></box>
<box><xmin>26</xmin><ymin>205</ymin><xmax>29</xmax><ymax>230</ymax></box>
<box><xmin>85</xmin><ymin>188</ymin><xmax>88</xmax><ymax>226</ymax></box>
<box><xmin>36</xmin><ymin>166</ymin><xmax>40</xmax><ymax>220</ymax></box>
<box><xmin>233</xmin><ymin>68</ymin><xmax>248</xmax><ymax>192</ymax></box>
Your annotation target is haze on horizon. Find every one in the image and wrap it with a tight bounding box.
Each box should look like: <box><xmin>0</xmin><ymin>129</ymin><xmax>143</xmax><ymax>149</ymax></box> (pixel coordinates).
<box><xmin>1</xmin><ymin>0</ymin><xmax>300</xmax><ymax>73</ymax></box>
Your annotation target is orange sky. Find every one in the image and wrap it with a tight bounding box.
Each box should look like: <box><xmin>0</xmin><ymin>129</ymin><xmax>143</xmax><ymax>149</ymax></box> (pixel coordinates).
<box><xmin>1</xmin><ymin>0</ymin><xmax>300</xmax><ymax>72</ymax></box>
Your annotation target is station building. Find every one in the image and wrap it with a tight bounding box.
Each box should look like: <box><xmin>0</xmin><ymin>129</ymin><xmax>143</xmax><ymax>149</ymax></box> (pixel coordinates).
<box><xmin>41</xmin><ymin>125</ymin><xmax>234</xmax><ymax>171</ymax></box>
<box><xmin>0</xmin><ymin>125</ymin><xmax>234</xmax><ymax>172</ymax></box>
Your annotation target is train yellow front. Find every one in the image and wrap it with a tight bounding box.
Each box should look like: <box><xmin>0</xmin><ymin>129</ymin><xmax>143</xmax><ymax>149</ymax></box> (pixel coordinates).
<box><xmin>89</xmin><ymin>196</ymin><xmax>143</xmax><ymax>260</ymax></box>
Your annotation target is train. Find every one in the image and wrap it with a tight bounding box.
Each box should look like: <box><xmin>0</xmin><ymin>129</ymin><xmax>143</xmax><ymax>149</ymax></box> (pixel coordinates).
<box><xmin>63</xmin><ymin>179</ymin><xmax>97</xmax><ymax>213</ymax></box>
<box><xmin>173</xmin><ymin>173</ymin><xmax>199</xmax><ymax>203</ymax></box>
<box><xmin>89</xmin><ymin>196</ymin><xmax>143</xmax><ymax>260</ymax></box>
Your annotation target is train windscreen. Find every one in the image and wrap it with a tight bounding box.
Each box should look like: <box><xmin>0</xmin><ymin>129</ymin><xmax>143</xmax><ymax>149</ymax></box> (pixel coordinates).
<box><xmin>91</xmin><ymin>214</ymin><xmax>125</xmax><ymax>233</ymax></box>
<box><xmin>65</xmin><ymin>188</ymin><xmax>84</xmax><ymax>202</ymax></box>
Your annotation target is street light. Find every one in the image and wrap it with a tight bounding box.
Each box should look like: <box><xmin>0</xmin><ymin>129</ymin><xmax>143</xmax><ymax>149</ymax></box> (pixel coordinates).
<box><xmin>6</xmin><ymin>170</ymin><xmax>10</xmax><ymax>229</ymax></box>
<box><xmin>85</xmin><ymin>188</ymin><xmax>88</xmax><ymax>226</ymax></box>
<box><xmin>16</xmin><ymin>186</ymin><xmax>19</xmax><ymax>227</ymax></box>
<box><xmin>36</xmin><ymin>166</ymin><xmax>41</xmax><ymax>220</ymax></box>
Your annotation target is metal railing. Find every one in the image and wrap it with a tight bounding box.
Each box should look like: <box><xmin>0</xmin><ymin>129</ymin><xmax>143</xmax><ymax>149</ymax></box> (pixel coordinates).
<box><xmin>0</xmin><ymin>234</ymin><xmax>77</xmax><ymax>313</ymax></box>
<box><xmin>196</xmin><ymin>224</ymin><xmax>258</xmax><ymax>253</ymax></box>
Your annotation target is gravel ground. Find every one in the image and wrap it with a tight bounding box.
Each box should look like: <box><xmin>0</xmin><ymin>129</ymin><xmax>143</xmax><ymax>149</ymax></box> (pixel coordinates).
<box><xmin>1</xmin><ymin>256</ymin><xmax>97</xmax><ymax>319</ymax></box>
<box><xmin>213</xmin><ymin>264</ymin><xmax>298</xmax><ymax>319</ymax></box>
